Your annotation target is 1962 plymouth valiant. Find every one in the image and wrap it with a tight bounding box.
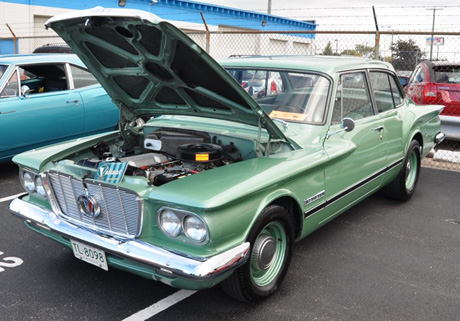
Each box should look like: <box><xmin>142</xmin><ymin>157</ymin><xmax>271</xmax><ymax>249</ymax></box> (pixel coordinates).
<box><xmin>9</xmin><ymin>7</ymin><xmax>445</xmax><ymax>303</ymax></box>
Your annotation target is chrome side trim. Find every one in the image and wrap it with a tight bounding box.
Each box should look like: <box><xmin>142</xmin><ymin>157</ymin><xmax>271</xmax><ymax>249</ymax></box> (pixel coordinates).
<box><xmin>304</xmin><ymin>158</ymin><xmax>403</xmax><ymax>219</ymax></box>
<box><xmin>9</xmin><ymin>197</ymin><xmax>249</xmax><ymax>280</ymax></box>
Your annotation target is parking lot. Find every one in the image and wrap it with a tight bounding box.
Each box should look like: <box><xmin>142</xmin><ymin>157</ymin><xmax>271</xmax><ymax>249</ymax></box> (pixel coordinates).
<box><xmin>0</xmin><ymin>160</ymin><xmax>459</xmax><ymax>321</ymax></box>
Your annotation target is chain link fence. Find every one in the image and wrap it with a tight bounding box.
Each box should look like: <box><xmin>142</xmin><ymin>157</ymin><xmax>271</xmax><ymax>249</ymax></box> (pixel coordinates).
<box><xmin>3</xmin><ymin>29</ymin><xmax>460</xmax><ymax>171</ymax></box>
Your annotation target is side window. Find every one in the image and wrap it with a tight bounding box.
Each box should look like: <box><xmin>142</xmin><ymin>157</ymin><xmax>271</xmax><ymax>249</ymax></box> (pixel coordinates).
<box><xmin>370</xmin><ymin>72</ymin><xmax>392</xmax><ymax>112</ymax></box>
<box><xmin>19</xmin><ymin>64</ymin><xmax>68</xmax><ymax>94</ymax></box>
<box><xmin>0</xmin><ymin>70</ymin><xmax>19</xmax><ymax>97</ymax></box>
<box><xmin>332</xmin><ymin>72</ymin><xmax>374</xmax><ymax>123</ymax></box>
<box><xmin>411</xmin><ymin>67</ymin><xmax>424</xmax><ymax>84</ymax></box>
<box><xmin>69</xmin><ymin>65</ymin><xmax>98</xmax><ymax>89</ymax></box>
<box><xmin>388</xmin><ymin>75</ymin><xmax>404</xmax><ymax>106</ymax></box>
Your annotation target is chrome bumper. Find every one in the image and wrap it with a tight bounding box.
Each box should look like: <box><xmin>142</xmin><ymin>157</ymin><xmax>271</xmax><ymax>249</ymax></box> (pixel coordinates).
<box><xmin>9</xmin><ymin>197</ymin><xmax>249</xmax><ymax>281</ymax></box>
<box><xmin>435</xmin><ymin>132</ymin><xmax>446</xmax><ymax>144</ymax></box>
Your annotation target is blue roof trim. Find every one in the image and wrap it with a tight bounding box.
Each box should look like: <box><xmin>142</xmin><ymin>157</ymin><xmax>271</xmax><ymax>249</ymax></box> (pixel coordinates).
<box><xmin>1</xmin><ymin>0</ymin><xmax>316</xmax><ymax>38</ymax></box>
<box><xmin>159</xmin><ymin>0</ymin><xmax>316</xmax><ymax>30</ymax></box>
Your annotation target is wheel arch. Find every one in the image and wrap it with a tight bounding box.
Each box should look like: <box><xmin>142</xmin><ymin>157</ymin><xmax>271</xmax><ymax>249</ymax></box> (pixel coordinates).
<box><xmin>267</xmin><ymin>196</ymin><xmax>303</xmax><ymax>240</ymax></box>
<box><xmin>411</xmin><ymin>131</ymin><xmax>424</xmax><ymax>155</ymax></box>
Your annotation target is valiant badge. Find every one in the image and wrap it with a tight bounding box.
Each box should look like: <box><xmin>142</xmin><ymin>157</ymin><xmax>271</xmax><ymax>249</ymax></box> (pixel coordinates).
<box><xmin>95</xmin><ymin>162</ymin><xmax>128</xmax><ymax>184</ymax></box>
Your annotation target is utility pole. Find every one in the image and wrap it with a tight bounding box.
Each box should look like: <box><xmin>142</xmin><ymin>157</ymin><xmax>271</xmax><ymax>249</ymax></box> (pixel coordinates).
<box><xmin>427</xmin><ymin>7</ymin><xmax>443</xmax><ymax>61</ymax></box>
<box><xmin>268</xmin><ymin>0</ymin><xmax>272</xmax><ymax>14</ymax></box>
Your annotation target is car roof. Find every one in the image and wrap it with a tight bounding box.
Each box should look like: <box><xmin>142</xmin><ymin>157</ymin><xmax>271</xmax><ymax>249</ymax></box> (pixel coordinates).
<box><xmin>0</xmin><ymin>54</ymin><xmax>83</xmax><ymax>66</ymax></box>
<box><xmin>219</xmin><ymin>55</ymin><xmax>394</xmax><ymax>75</ymax></box>
<box><xmin>420</xmin><ymin>60</ymin><xmax>460</xmax><ymax>68</ymax></box>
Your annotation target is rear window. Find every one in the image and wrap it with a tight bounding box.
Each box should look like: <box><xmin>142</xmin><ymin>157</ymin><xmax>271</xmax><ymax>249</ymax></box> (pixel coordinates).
<box><xmin>433</xmin><ymin>65</ymin><xmax>460</xmax><ymax>84</ymax></box>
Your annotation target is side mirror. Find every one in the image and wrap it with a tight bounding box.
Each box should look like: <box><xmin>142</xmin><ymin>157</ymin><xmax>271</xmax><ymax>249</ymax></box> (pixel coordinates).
<box><xmin>326</xmin><ymin>117</ymin><xmax>355</xmax><ymax>139</ymax></box>
<box><xmin>21</xmin><ymin>85</ymin><xmax>30</xmax><ymax>98</ymax></box>
<box><xmin>341</xmin><ymin>117</ymin><xmax>355</xmax><ymax>132</ymax></box>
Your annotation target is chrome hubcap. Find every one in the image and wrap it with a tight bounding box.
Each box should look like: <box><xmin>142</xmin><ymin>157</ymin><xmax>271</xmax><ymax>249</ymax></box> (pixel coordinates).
<box><xmin>251</xmin><ymin>235</ymin><xmax>276</xmax><ymax>271</ymax></box>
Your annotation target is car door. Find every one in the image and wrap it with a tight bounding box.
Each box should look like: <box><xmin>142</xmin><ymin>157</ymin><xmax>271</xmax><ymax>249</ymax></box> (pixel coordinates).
<box><xmin>320</xmin><ymin>71</ymin><xmax>387</xmax><ymax>224</ymax></box>
<box><xmin>67</xmin><ymin>64</ymin><xmax>118</xmax><ymax>134</ymax></box>
<box><xmin>369</xmin><ymin>70</ymin><xmax>406</xmax><ymax>171</ymax></box>
<box><xmin>0</xmin><ymin>63</ymin><xmax>84</xmax><ymax>160</ymax></box>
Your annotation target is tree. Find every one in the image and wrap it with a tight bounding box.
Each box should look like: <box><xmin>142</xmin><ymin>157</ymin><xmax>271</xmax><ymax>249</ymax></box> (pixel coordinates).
<box><xmin>322</xmin><ymin>41</ymin><xmax>334</xmax><ymax>56</ymax></box>
<box><xmin>341</xmin><ymin>44</ymin><xmax>374</xmax><ymax>58</ymax></box>
<box><xmin>390</xmin><ymin>39</ymin><xmax>425</xmax><ymax>70</ymax></box>
<box><xmin>355</xmin><ymin>44</ymin><xmax>374</xmax><ymax>58</ymax></box>
<box><xmin>341</xmin><ymin>49</ymin><xmax>360</xmax><ymax>56</ymax></box>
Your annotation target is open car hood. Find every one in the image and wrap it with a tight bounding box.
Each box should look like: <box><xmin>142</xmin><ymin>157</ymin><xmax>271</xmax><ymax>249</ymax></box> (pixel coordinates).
<box><xmin>46</xmin><ymin>7</ymin><xmax>289</xmax><ymax>142</ymax></box>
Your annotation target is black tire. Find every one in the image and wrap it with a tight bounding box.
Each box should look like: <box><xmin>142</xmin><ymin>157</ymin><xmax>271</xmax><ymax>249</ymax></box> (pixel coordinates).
<box><xmin>221</xmin><ymin>205</ymin><xmax>294</xmax><ymax>303</ymax></box>
<box><xmin>384</xmin><ymin>140</ymin><xmax>421</xmax><ymax>201</ymax></box>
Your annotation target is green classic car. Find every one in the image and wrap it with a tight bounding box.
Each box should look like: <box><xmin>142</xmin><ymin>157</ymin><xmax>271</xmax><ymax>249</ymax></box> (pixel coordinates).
<box><xmin>9</xmin><ymin>8</ymin><xmax>445</xmax><ymax>303</ymax></box>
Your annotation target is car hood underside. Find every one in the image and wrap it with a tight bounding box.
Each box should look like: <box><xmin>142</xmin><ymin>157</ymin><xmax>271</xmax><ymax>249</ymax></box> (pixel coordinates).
<box><xmin>46</xmin><ymin>7</ymin><xmax>289</xmax><ymax>142</ymax></box>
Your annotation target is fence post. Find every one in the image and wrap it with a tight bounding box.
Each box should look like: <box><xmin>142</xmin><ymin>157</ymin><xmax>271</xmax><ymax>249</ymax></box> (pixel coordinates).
<box><xmin>372</xmin><ymin>6</ymin><xmax>380</xmax><ymax>60</ymax></box>
<box><xmin>375</xmin><ymin>31</ymin><xmax>380</xmax><ymax>60</ymax></box>
<box><xmin>6</xmin><ymin>23</ymin><xmax>17</xmax><ymax>54</ymax></box>
<box><xmin>200</xmin><ymin>11</ymin><xmax>210</xmax><ymax>54</ymax></box>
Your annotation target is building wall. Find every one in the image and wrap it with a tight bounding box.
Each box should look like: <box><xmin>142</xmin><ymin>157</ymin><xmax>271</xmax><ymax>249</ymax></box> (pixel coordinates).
<box><xmin>0</xmin><ymin>0</ymin><xmax>316</xmax><ymax>55</ymax></box>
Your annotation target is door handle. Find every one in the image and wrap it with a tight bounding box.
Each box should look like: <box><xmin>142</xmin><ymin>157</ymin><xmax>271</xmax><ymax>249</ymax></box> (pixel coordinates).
<box><xmin>66</xmin><ymin>99</ymin><xmax>79</xmax><ymax>106</ymax></box>
<box><xmin>372</xmin><ymin>126</ymin><xmax>384</xmax><ymax>132</ymax></box>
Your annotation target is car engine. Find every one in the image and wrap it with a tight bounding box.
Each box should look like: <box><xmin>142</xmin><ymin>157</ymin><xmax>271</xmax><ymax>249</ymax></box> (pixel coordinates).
<box><xmin>76</xmin><ymin>127</ymin><xmax>242</xmax><ymax>186</ymax></box>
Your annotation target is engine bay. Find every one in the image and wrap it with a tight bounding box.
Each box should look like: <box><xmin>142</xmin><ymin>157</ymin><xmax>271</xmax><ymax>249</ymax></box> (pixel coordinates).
<box><xmin>75</xmin><ymin>126</ymin><xmax>249</xmax><ymax>186</ymax></box>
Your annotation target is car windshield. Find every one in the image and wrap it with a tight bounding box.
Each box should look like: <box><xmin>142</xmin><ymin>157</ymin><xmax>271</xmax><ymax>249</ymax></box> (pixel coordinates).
<box><xmin>433</xmin><ymin>65</ymin><xmax>460</xmax><ymax>84</ymax></box>
<box><xmin>226</xmin><ymin>68</ymin><xmax>330</xmax><ymax>124</ymax></box>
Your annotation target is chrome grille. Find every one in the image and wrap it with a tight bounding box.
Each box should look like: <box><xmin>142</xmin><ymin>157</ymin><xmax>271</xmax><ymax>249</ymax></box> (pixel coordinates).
<box><xmin>47</xmin><ymin>171</ymin><xmax>142</xmax><ymax>238</ymax></box>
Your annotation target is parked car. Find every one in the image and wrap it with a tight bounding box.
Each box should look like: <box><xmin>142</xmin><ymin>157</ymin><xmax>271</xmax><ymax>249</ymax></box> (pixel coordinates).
<box><xmin>405</xmin><ymin>60</ymin><xmax>460</xmax><ymax>140</ymax></box>
<box><xmin>32</xmin><ymin>43</ymin><xmax>72</xmax><ymax>53</ymax></box>
<box><xmin>396</xmin><ymin>70</ymin><xmax>412</xmax><ymax>86</ymax></box>
<box><xmin>0</xmin><ymin>54</ymin><xmax>119</xmax><ymax>162</ymax></box>
<box><xmin>9</xmin><ymin>8</ymin><xmax>445</xmax><ymax>303</ymax></box>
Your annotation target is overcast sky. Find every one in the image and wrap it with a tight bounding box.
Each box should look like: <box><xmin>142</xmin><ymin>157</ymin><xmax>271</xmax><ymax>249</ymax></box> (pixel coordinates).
<box><xmin>200</xmin><ymin>0</ymin><xmax>460</xmax><ymax>31</ymax></box>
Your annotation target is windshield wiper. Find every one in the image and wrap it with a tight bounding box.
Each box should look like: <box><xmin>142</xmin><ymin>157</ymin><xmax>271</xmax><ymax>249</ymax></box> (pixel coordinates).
<box><xmin>272</xmin><ymin>118</ymin><xmax>289</xmax><ymax>128</ymax></box>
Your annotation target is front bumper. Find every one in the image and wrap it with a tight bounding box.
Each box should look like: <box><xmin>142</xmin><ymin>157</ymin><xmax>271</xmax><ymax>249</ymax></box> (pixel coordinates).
<box><xmin>9</xmin><ymin>196</ymin><xmax>250</xmax><ymax>289</ymax></box>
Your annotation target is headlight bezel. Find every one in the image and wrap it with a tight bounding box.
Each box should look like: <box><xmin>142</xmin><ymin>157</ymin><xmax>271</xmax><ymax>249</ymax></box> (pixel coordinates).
<box><xmin>19</xmin><ymin>168</ymin><xmax>48</xmax><ymax>199</ymax></box>
<box><xmin>157</xmin><ymin>207</ymin><xmax>209</xmax><ymax>245</ymax></box>
<box><xmin>34</xmin><ymin>175</ymin><xmax>47</xmax><ymax>199</ymax></box>
<box><xmin>23</xmin><ymin>171</ymin><xmax>35</xmax><ymax>193</ymax></box>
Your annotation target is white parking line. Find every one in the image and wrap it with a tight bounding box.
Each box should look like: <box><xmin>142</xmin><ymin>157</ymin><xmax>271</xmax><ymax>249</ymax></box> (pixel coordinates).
<box><xmin>0</xmin><ymin>193</ymin><xmax>26</xmax><ymax>203</ymax></box>
<box><xmin>122</xmin><ymin>289</ymin><xmax>197</xmax><ymax>321</ymax></box>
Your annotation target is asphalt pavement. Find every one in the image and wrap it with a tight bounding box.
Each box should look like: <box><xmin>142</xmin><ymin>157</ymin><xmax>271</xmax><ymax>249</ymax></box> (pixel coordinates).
<box><xmin>1</xmin><ymin>160</ymin><xmax>459</xmax><ymax>321</ymax></box>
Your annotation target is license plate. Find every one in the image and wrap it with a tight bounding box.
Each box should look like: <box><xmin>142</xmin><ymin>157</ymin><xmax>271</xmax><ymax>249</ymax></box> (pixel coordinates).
<box><xmin>71</xmin><ymin>240</ymin><xmax>108</xmax><ymax>271</ymax></box>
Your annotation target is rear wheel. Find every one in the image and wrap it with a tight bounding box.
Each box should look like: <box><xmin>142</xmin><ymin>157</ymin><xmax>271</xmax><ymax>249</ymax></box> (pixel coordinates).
<box><xmin>221</xmin><ymin>205</ymin><xmax>294</xmax><ymax>303</ymax></box>
<box><xmin>384</xmin><ymin>140</ymin><xmax>421</xmax><ymax>201</ymax></box>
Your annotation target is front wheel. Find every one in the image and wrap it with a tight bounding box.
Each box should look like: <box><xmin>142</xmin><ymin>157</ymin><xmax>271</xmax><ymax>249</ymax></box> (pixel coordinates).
<box><xmin>384</xmin><ymin>140</ymin><xmax>421</xmax><ymax>201</ymax></box>
<box><xmin>221</xmin><ymin>205</ymin><xmax>294</xmax><ymax>303</ymax></box>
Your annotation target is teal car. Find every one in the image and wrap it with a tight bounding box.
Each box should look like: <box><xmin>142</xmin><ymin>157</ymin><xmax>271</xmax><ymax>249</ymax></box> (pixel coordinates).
<box><xmin>0</xmin><ymin>54</ymin><xmax>119</xmax><ymax>162</ymax></box>
<box><xmin>9</xmin><ymin>8</ymin><xmax>445</xmax><ymax>303</ymax></box>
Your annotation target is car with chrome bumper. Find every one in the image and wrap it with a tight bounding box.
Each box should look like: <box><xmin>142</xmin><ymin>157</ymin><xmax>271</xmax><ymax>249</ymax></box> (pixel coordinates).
<box><xmin>405</xmin><ymin>60</ymin><xmax>460</xmax><ymax>141</ymax></box>
<box><xmin>9</xmin><ymin>7</ymin><xmax>445</xmax><ymax>303</ymax></box>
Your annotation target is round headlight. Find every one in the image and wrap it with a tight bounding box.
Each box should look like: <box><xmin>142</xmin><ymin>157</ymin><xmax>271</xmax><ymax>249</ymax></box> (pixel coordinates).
<box><xmin>184</xmin><ymin>216</ymin><xmax>207</xmax><ymax>242</ymax></box>
<box><xmin>160</xmin><ymin>210</ymin><xmax>181</xmax><ymax>237</ymax></box>
<box><xmin>35</xmin><ymin>176</ymin><xmax>47</xmax><ymax>198</ymax></box>
<box><xmin>23</xmin><ymin>172</ymin><xmax>35</xmax><ymax>193</ymax></box>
